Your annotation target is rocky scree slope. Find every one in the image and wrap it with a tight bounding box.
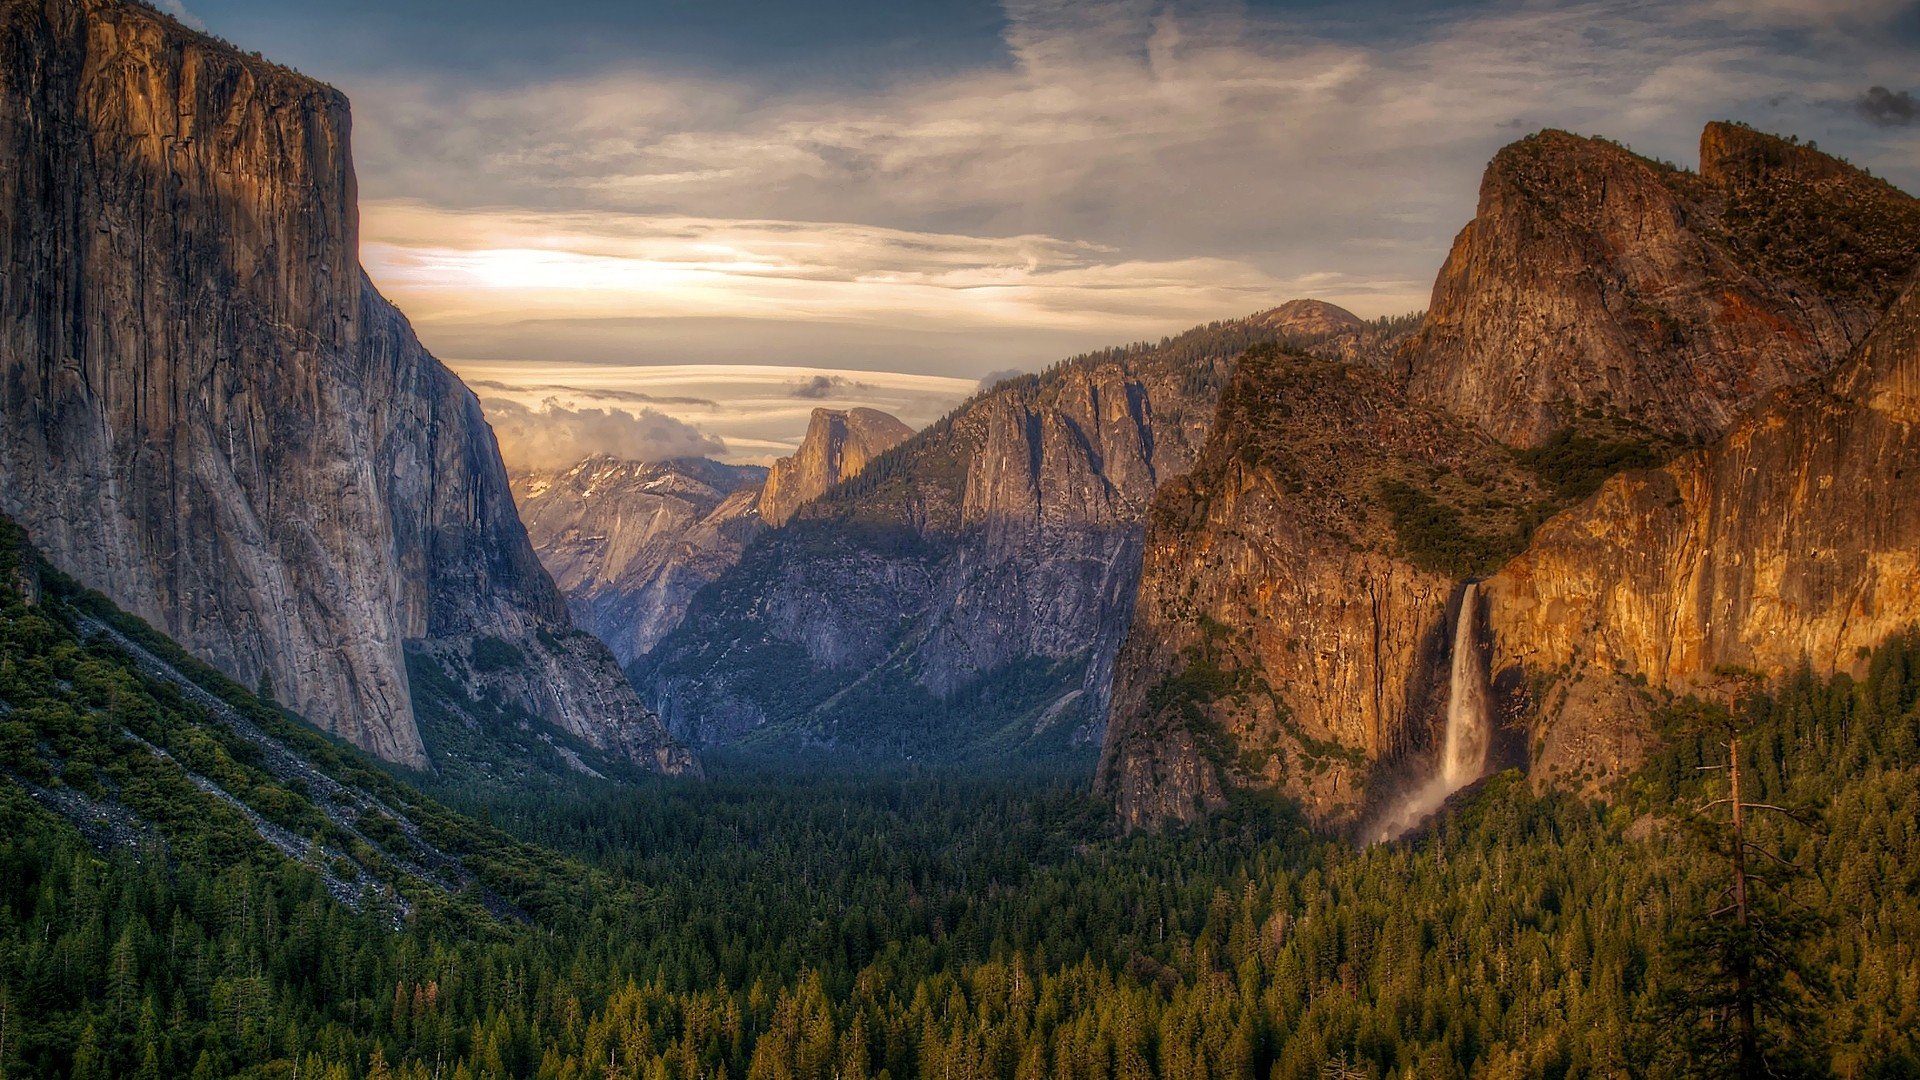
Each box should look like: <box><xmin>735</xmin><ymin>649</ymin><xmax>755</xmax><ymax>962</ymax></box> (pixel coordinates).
<box><xmin>0</xmin><ymin>0</ymin><xmax>688</xmax><ymax>773</ymax></box>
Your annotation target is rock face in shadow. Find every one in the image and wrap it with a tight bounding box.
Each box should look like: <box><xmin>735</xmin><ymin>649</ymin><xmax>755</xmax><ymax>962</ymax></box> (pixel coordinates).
<box><xmin>1096</xmin><ymin>347</ymin><xmax>1546</xmax><ymax>830</ymax></box>
<box><xmin>511</xmin><ymin>457</ymin><xmax>767</xmax><ymax>667</ymax></box>
<box><xmin>758</xmin><ymin>408</ymin><xmax>914</xmax><ymax>528</ymax></box>
<box><xmin>1395</xmin><ymin>124</ymin><xmax>1920</xmax><ymax>447</ymax></box>
<box><xmin>0</xmin><ymin>0</ymin><xmax>688</xmax><ymax>773</ymax></box>
<box><xmin>1484</xmin><ymin>277</ymin><xmax>1920</xmax><ymax>791</ymax></box>
<box><xmin>639</xmin><ymin>308</ymin><xmax>1381</xmax><ymax>758</ymax></box>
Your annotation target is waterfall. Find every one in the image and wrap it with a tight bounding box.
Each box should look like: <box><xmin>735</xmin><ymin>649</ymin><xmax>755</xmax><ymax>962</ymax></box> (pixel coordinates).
<box><xmin>1368</xmin><ymin>583</ymin><xmax>1490</xmax><ymax>841</ymax></box>
<box><xmin>1440</xmin><ymin>582</ymin><xmax>1489</xmax><ymax>790</ymax></box>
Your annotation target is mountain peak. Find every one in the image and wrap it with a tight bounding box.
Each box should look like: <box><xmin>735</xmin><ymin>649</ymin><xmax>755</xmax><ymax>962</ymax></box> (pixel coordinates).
<box><xmin>1249</xmin><ymin>299</ymin><xmax>1367</xmax><ymax>339</ymax></box>
<box><xmin>759</xmin><ymin>408</ymin><xmax>914</xmax><ymax>527</ymax></box>
<box><xmin>1478</xmin><ymin>129</ymin><xmax>1674</xmax><ymax>221</ymax></box>
<box><xmin>1395</xmin><ymin>121</ymin><xmax>1920</xmax><ymax>447</ymax></box>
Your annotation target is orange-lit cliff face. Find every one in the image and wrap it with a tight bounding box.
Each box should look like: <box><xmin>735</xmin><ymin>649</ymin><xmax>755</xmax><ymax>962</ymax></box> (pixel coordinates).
<box><xmin>1395</xmin><ymin>124</ymin><xmax>1919</xmax><ymax>448</ymax></box>
<box><xmin>1100</xmin><ymin>124</ymin><xmax>1920</xmax><ymax>830</ymax></box>
<box><xmin>1485</xmin><ymin>274</ymin><xmax>1920</xmax><ymax>794</ymax></box>
<box><xmin>1096</xmin><ymin>346</ymin><xmax>1542</xmax><ymax>831</ymax></box>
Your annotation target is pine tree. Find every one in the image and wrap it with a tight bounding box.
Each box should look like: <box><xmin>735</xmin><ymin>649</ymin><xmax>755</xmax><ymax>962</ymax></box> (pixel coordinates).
<box><xmin>1649</xmin><ymin>670</ymin><xmax>1829</xmax><ymax>1078</ymax></box>
<box><xmin>69</xmin><ymin>1023</ymin><xmax>104</xmax><ymax>1080</ymax></box>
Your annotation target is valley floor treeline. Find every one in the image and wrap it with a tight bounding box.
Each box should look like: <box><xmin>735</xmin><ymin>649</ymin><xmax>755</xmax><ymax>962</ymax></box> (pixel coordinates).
<box><xmin>3</xmin><ymin>5</ymin><xmax>1918</xmax><ymax>1079</ymax></box>
<box><xmin>3</xmin><ymin>514</ymin><xmax>1917</xmax><ymax>1078</ymax></box>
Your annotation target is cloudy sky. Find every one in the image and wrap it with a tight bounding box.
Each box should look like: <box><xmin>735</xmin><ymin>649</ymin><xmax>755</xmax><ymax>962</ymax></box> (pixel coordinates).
<box><xmin>179</xmin><ymin>0</ymin><xmax>1920</xmax><ymax>465</ymax></box>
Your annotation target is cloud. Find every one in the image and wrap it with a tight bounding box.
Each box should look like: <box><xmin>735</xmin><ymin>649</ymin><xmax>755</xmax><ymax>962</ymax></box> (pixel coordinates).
<box><xmin>977</xmin><ymin>368</ymin><xmax>1029</xmax><ymax>392</ymax></box>
<box><xmin>353</xmin><ymin>1</ymin><xmax>1913</xmax><ymax>238</ymax></box>
<box><xmin>342</xmin><ymin>0</ymin><xmax>1920</xmax><ymax>377</ymax></box>
<box><xmin>789</xmin><ymin>374</ymin><xmax>872</xmax><ymax>398</ymax></box>
<box><xmin>1709</xmin><ymin>0</ymin><xmax>1916</xmax><ymax>28</ymax></box>
<box><xmin>467</xmin><ymin>378</ymin><xmax>717</xmax><ymax>407</ymax></box>
<box><xmin>480</xmin><ymin>398</ymin><xmax>725</xmax><ymax>470</ymax></box>
<box><xmin>360</xmin><ymin>200</ymin><xmax>1399</xmax><ymax>374</ymax></box>
<box><xmin>455</xmin><ymin>362</ymin><xmax>974</xmax><ymax>465</ymax></box>
<box><xmin>159</xmin><ymin>0</ymin><xmax>206</xmax><ymax>32</ymax></box>
<box><xmin>1857</xmin><ymin>86</ymin><xmax>1919</xmax><ymax>127</ymax></box>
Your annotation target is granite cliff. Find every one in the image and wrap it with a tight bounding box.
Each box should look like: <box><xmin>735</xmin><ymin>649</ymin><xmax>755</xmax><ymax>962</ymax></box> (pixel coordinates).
<box><xmin>1395</xmin><ymin>124</ymin><xmax>1920</xmax><ymax>447</ymax></box>
<box><xmin>1483</xmin><ymin>274</ymin><xmax>1920</xmax><ymax>790</ymax></box>
<box><xmin>639</xmin><ymin>307</ymin><xmax>1395</xmax><ymax>759</ymax></box>
<box><xmin>1096</xmin><ymin>346</ymin><xmax>1548</xmax><ymax>829</ymax></box>
<box><xmin>0</xmin><ymin>0</ymin><xmax>688</xmax><ymax>773</ymax></box>
<box><xmin>758</xmin><ymin>408</ymin><xmax>914</xmax><ymax>528</ymax></box>
<box><xmin>1100</xmin><ymin>123</ymin><xmax>1920</xmax><ymax>829</ymax></box>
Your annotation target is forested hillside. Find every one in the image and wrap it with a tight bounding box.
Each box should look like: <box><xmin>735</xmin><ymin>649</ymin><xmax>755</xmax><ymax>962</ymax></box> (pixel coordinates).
<box><xmin>4</xmin><ymin>507</ymin><xmax>1917</xmax><ymax>1077</ymax></box>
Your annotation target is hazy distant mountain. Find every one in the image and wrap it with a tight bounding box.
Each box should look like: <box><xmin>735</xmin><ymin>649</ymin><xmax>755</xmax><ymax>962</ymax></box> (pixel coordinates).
<box><xmin>511</xmin><ymin>457</ymin><xmax>768</xmax><ymax>667</ymax></box>
<box><xmin>510</xmin><ymin>407</ymin><xmax>915</xmax><ymax>670</ymax></box>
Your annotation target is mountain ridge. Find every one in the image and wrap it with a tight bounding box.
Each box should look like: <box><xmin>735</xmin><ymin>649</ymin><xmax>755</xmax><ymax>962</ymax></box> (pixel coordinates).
<box><xmin>639</xmin><ymin>303</ymin><xmax>1420</xmax><ymax>760</ymax></box>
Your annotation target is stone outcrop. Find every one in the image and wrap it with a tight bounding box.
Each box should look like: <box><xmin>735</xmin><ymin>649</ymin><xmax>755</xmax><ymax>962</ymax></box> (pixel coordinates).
<box><xmin>757</xmin><ymin>408</ymin><xmax>914</xmax><ymax>527</ymax></box>
<box><xmin>1483</xmin><ymin>275</ymin><xmax>1920</xmax><ymax>789</ymax></box>
<box><xmin>511</xmin><ymin>457</ymin><xmax>766</xmax><ymax>667</ymax></box>
<box><xmin>0</xmin><ymin>0</ymin><xmax>688</xmax><ymax>772</ymax></box>
<box><xmin>1251</xmin><ymin>299</ymin><xmax>1366</xmax><ymax>339</ymax></box>
<box><xmin>1395</xmin><ymin>124</ymin><xmax>1920</xmax><ymax>447</ymax></box>
<box><xmin>1096</xmin><ymin>347</ymin><xmax>1547</xmax><ymax>829</ymax></box>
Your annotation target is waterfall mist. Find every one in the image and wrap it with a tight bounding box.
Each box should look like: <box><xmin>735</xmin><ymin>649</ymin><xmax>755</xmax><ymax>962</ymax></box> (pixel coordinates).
<box><xmin>1369</xmin><ymin>583</ymin><xmax>1491</xmax><ymax>842</ymax></box>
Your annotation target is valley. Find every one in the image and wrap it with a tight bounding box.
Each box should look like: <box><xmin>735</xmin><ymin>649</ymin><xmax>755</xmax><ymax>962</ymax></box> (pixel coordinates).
<box><xmin>2</xmin><ymin>0</ymin><xmax>1918</xmax><ymax>1076</ymax></box>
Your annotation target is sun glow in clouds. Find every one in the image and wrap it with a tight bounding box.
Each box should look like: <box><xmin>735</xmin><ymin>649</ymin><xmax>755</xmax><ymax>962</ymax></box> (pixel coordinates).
<box><xmin>336</xmin><ymin>0</ymin><xmax>1920</xmax><ymax>466</ymax></box>
<box><xmin>360</xmin><ymin>201</ymin><xmax>1337</xmax><ymax>342</ymax></box>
